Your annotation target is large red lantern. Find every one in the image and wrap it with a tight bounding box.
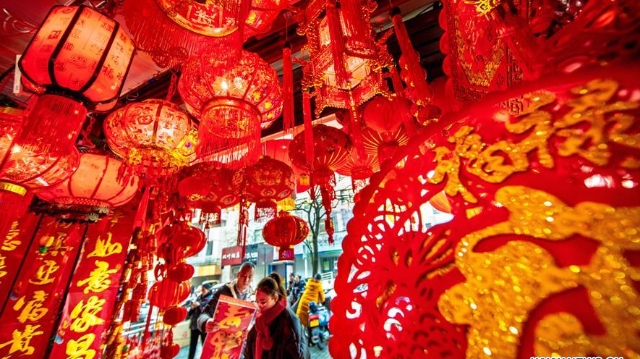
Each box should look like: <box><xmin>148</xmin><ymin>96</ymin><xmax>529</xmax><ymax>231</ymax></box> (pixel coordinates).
<box><xmin>104</xmin><ymin>99</ymin><xmax>197</xmax><ymax>177</ymax></box>
<box><xmin>178</xmin><ymin>162</ymin><xmax>240</xmax><ymax>210</ymax></box>
<box><xmin>179</xmin><ymin>50</ymin><xmax>282</xmax><ymax>164</ymax></box>
<box><xmin>262</xmin><ymin>211</ymin><xmax>309</xmax><ymax>260</ymax></box>
<box><xmin>361</xmin><ymin>95</ymin><xmax>413</xmax><ymax>134</ymax></box>
<box><xmin>37</xmin><ymin>152</ymin><xmax>139</xmax><ymax>222</ymax></box>
<box><xmin>19</xmin><ymin>5</ymin><xmax>135</xmax><ymax>112</ymax></box>
<box><xmin>263</xmin><ymin>139</ymin><xmax>311</xmax><ymax>194</ymax></box>
<box><xmin>239</xmin><ymin>156</ymin><xmax>295</xmax><ymax>221</ymax></box>
<box><xmin>330</xmin><ymin>64</ymin><xmax>640</xmax><ymax>359</ymax></box>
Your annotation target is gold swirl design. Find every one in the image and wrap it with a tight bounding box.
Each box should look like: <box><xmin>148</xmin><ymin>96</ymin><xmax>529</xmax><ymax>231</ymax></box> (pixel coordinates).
<box><xmin>438</xmin><ymin>186</ymin><xmax>640</xmax><ymax>358</ymax></box>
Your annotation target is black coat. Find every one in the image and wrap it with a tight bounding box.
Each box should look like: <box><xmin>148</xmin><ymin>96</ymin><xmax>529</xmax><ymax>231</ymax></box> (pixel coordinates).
<box><xmin>243</xmin><ymin>308</ymin><xmax>308</xmax><ymax>359</ymax></box>
<box><xmin>197</xmin><ymin>283</ymin><xmax>234</xmax><ymax>332</ymax></box>
<box><xmin>188</xmin><ymin>290</ymin><xmax>214</xmax><ymax>330</ymax></box>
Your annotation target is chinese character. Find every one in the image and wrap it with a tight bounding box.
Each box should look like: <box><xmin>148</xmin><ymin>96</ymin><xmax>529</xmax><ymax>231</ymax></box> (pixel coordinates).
<box><xmin>65</xmin><ymin>333</ymin><xmax>96</xmax><ymax>359</ymax></box>
<box><xmin>2</xmin><ymin>221</ymin><xmax>21</xmax><ymax>251</ymax></box>
<box><xmin>0</xmin><ymin>324</ymin><xmax>44</xmax><ymax>357</ymax></box>
<box><xmin>13</xmin><ymin>291</ymin><xmax>48</xmax><ymax>323</ymax></box>
<box><xmin>76</xmin><ymin>261</ymin><xmax>117</xmax><ymax>294</ymax></box>
<box><xmin>87</xmin><ymin>233</ymin><xmax>122</xmax><ymax>258</ymax></box>
<box><xmin>70</xmin><ymin>296</ymin><xmax>106</xmax><ymax>333</ymax></box>
<box><xmin>0</xmin><ymin>253</ymin><xmax>6</xmax><ymax>280</ymax></box>
<box><xmin>29</xmin><ymin>260</ymin><xmax>60</xmax><ymax>285</ymax></box>
<box><xmin>218</xmin><ymin>305</ymin><xmax>252</xmax><ymax>329</ymax></box>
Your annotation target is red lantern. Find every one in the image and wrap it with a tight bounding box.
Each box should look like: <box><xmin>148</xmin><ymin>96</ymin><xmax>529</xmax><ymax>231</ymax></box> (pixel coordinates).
<box><xmin>240</xmin><ymin>156</ymin><xmax>295</xmax><ymax>221</ymax></box>
<box><xmin>361</xmin><ymin>95</ymin><xmax>413</xmax><ymax>134</ymax></box>
<box><xmin>361</xmin><ymin>126</ymin><xmax>410</xmax><ymax>166</ymax></box>
<box><xmin>157</xmin><ymin>221</ymin><xmax>207</xmax><ymax>260</ymax></box>
<box><xmin>179</xmin><ymin>50</ymin><xmax>282</xmax><ymax>164</ymax></box>
<box><xmin>289</xmin><ymin>124</ymin><xmax>352</xmax><ymax>243</ymax></box>
<box><xmin>178</xmin><ymin>163</ymin><xmax>240</xmax><ymax>209</ymax></box>
<box><xmin>330</xmin><ymin>64</ymin><xmax>640</xmax><ymax>359</ymax></box>
<box><xmin>162</xmin><ymin>306</ymin><xmax>187</xmax><ymax>327</ymax></box>
<box><xmin>19</xmin><ymin>5</ymin><xmax>135</xmax><ymax>112</ymax></box>
<box><xmin>167</xmin><ymin>262</ymin><xmax>195</xmax><ymax>283</ymax></box>
<box><xmin>37</xmin><ymin>152</ymin><xmax>139</xmax><ymax>221</ymax></box>
<box><xmin>262</xmin><ymin>211</ymin><xmax>309</xmax><ymax>260</ymax></box>
<box><xmin>148</xmin><ymin>280</ymin><xmax>190</xmax><ymax>310</ymax></box>
<box><xmin>263</xmin><ymin>139</ymin><xmax>310</xmax><ymax>193</ymax></box>
<box><xmin>104</xmin><ymin>99</ymin><xmax>197</xmax><ymax>177</ymax></box>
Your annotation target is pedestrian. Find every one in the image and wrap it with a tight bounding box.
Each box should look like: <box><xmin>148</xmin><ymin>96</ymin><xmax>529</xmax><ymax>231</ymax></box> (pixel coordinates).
<box><xmin>187</xmin><ymin>283</ymin><xmax>214</xmax><ymax>359</ymax></box>
<box><xmin>295</xmin><ymin>273</ymin><xmax>325</xmax><ymax>343</ymax></box>
<box><xmin>198</xmin><ymin>262</ymin><xmax>256</xmax><ymax>333</ymax></box>
<box><xmin>269</xmin><ymin>272</ymin><xmax>287</xmax><ymax>299</ymax></box>
<box><xmin>243</xmin><ymin>277</ymin><xmax>307</xmax><ymax>359</ymax></box>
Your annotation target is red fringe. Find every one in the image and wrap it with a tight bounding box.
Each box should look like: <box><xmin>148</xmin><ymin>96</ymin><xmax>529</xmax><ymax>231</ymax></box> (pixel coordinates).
<box><xmin>326</xmin><ymin>0</ymin><xmax>350</xmax><ymax>88</ymax></box>
<box><xmin>302</xmin><ymin>91</ymin><xmax>315</xmax><ymax>171</ymax></box>
<box><xmin>340</xmin><ymin>0</ymin><xmax>374</xmax><ymax>54</ymax></box>
<box><xmin>391</xmin><ymin>9</ymin><xmax>433</xmax><ymax>105</ymax></box>
<box><xmin>134</xmin><ymin>186</ymin><xmax>151</xmax><ymax>229</ymax></box>
<box><xmin>347</xmin><ymin>99</ymin><xmax>366</xmax><ymax>162</ymax></box>
<box><xmin>282</xmin><ymin>44</ymin><xmax>295</xmax><ymax>133</ymax></box>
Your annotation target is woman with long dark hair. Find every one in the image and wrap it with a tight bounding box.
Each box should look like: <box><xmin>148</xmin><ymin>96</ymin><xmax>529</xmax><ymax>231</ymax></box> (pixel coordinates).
<box><xmin>243</xmin><ymin>277</ymin><xmax>307</xmax><ymax>359</ymax></box>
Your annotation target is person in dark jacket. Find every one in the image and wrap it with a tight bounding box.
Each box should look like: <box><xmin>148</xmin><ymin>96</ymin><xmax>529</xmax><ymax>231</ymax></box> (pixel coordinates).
<box><xmin>243</xmin><ymin>277</ymin><xmax>307</xmax><ymax>359</ymax></box>
<box><xmin>198</xmin><ymin>261</ymin><xmax>256</xmax><ymax>333</ymax></box>
<box><xmin>187</xmin><ymin>283</ymin><xmax>214</xmax><ymax>359</ymax></box>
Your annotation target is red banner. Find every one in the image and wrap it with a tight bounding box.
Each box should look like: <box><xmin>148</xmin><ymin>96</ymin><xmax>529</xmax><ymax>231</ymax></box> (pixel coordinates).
<box><xmin>221</xmin><ymin>246</ymin><xmax>243</xmax><ymax>267</ymax></box>
<box><xmin>49</xmin><ymin>209</ymin><xmax>134</xmax><ymax>359</ymax></box>
<box><xmin>0</xmin><ymin>213</ymin><xmax>41</xmax><ymax>310</ymax></box>
<box><xmin>0</xmin><ymin>217</ymin><xmax>84</xmax><ymax>359</ymax></box>
<box><xmin>200</xmin><ymin>295</ymin><xmax>258</xmax><ymax>359</ymax></box>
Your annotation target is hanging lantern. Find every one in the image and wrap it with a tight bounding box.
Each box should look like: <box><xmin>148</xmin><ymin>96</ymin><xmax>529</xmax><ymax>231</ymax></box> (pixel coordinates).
<box><xmin>264</xmin><ymin>139</ymin><xmax>310</xmax><ymax>193</ymax></box>
<box><xmin>36</xmin><ymin>152</ymin><xmax>140</xmax><ymax>222</ymax></box>
<box><xmin>19</xmin><ymin>5</ymin><xmax>135</xmax><ymax>112</ymax></box>
<box><xmin>330</xmin><ymin>64</ymin><xmax>640</xmax><ymax>359</ymax></box>
<box><xmin>361</xmin><ymin>125</ymin><xmax>410</xmax><ymax>166</ymax></box>
<box><xmin>289</xmin><ymin>124</ymin><xmax>352</xmax><ymax>243</ymax></box>
<box><xmin>178</xmin><ymin>163</ymin><xmax>240</xmax><ymax>210</ymax></box>
<box><xmin>179</xmin><ymin>50</ymin><xmax>282</xmax><ymax>165</ymax></box>
<box><xmin>104</xmin><ymin>99</ymin><xmax>197</xmax><ymax>178</ymax></box>
<box><xmin>238</xmin><ymin>156</ymin><xmax>295</xmax><ymax>221</ymax></box>
<box><xmin>262</xmin><ymin>211</ymin><xmax>309</xmax><ymax>260</ymax></box>
<box><xmin>335</xmin><ymin>153</ymin><xmax>378</xmax><ymax>195</ymax></box>
<box><xmin>297</xmin><ymin>0</ymin><xmax>391</xmax><ymax>116</ymax></box>
<box><xmin>361</xmin><ymin>95</ymin><xmax>414</xmax><ymax>134</ymax></box>
<box><xmin>0</xmin><ymin>107</ymin><xmax>23</xmax><ymax>161</ymax></box>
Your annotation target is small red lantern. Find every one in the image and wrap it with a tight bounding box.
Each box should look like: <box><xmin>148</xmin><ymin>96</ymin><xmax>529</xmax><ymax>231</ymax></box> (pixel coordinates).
<box><xmin>37</xmin><ymin>152</ymin><xmax>139</xmax><ymax>221</ymax></box>
<box><xmin>361</xmin><ymin>126</ymin><xmax>410</xmax><ymax>166</ymax></box>
<box><xmin>148</xmin><ymin>280</ymin><xmax>190</xmax><ymax>310</ymax></box>
<box><xmin>104</xmin><ymin>99</ymin><xmax>197</xmax><ymax>177</ymax></box>
<box><xmin>240</xmin><ymin>156</ymin><xmax>295</xmax><ymax>221</ymax></box>
<box><xmin>262</xmin><ymin>211</ymin><xmax>309</xmax><ymax>260</ymax></box>
<box><xmin>19</xmin><ymin>5</ymin><xmax>135</xmax><ymax>112</ymax></box>
<box><xmin>157</xmin><ymin>221</ymin><xmax>207</xmax><ymax>260</ymax></box>
<box><xmin>162</xmin><ymin>306</ymin><xmax>187</xmax><ymax>327</ymax></box>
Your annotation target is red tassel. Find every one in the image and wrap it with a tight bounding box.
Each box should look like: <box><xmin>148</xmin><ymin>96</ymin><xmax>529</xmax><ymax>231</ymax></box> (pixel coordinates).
<box><xmin>282</xmin><ymin>43</ymin><xmax>295</xmax><ymax>133</ymax></box>
<box><xmin>134</xmin><ymin>186</ymin><xmax>151</xmax><ymax>229</ymax></box>
<box><xmin>340</xmin><ymin>0</ymin><xmax>374</xmax><ymax>55</ymax></box>
<box><xmin>390</xmin><ymin>67</ymin><xmax>406</xmax><ymax>97</ymax></box>
<box><xmin>391</xmin><ymin>8</ymin><xmax>433</xmax><ymax>105</ymax></box>
<box><xmin>302</xmin><ymin>91</ymin><xmax>315</xmax><ymax>170</ymax></box>
<box><xmin>348</xmin><ymin>94</ymin><xmax>366</xmax><ymax>162</ymax></box>
<box><xmin>326</xmin><ymin>0</ymin><xmax>349</xmax><ymax>88</ymax></box>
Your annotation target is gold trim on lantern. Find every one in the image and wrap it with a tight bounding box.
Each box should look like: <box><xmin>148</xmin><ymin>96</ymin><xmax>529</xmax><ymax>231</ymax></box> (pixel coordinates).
<box><xmin>0</xmin><ymin>182</ymin><xmax>27</xmax><ymax>196</ymax></box>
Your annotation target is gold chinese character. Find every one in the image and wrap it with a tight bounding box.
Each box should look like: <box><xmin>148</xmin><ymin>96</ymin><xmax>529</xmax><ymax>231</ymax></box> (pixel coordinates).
<box><xmin>0</xmin><ymin>253</ymin><xmax>6</xmax><ymax>280</ymax></box>
<box><xmin>70</xmin><ymin>296</ymin><xmax>106</xmax><ymax>333</ymax></box>
<box><xmin>13</xmin><ymin>291</ymin><xmax>48</xmax><ymax>323</ymax></box>
<box><xmin>0</xmin><ymin>325</ymin><xmax>43</xmax><ymax>357</ymax></box>
<box><xmin>65</xmin><ymin>333</ymin><xmax>96</xmax><ymax>359</ymax></box>
<box><xmin>2</xmin><ymin>221</ymin><xmax>21</xmax><ymax>251</ymax></box>
<box><xmin>218</xmin><ymin>305</ymin><xmax>252</xmax><ymax>329</ymax></box>
<box><xmin>29</xmin><ymin>260</ymin><xmax>60</xmax><ymax>285</ymax></box>
<box><xmin>87</xmin><ymin>233</ymin><xmax>122</xmax><ymax>258</ymax></box>
<box><xmin>76</xmin><ymin>261</ymin><xmax>117</xmax><ymax>294</ymax></box>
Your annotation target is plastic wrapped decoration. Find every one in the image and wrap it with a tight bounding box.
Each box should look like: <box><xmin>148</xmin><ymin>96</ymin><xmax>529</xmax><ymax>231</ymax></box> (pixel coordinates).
<box><xmin>329</xmin><ymin>64</ymin><xmax>640</xmax><ymax>359</ymax></box>
<box><xmin>288</xmin><ymin>124</ymin><xmax>352</xmax><ymax>243</ymax></box>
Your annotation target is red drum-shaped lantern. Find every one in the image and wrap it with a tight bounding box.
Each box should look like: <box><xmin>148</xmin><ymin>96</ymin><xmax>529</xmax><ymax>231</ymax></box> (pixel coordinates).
<box><xmin>162</xmin><ymin>306</ymin><xmax>187</xmax><ymax>327</ymax></box>
<box><xmin>264</xmin><ymin>139</ymin><xmax>310</xmax><ymax>193</ymax></box>
<box><xmin>148</xmin><ymin>280</ymin><xmax>190</xmax><ymax>310</ymax></box>
<box><xmin>179</xmin><ymin>50</ymin><xmax>282</xmax><ymax>160</ymax></box>
<box><xmin>104</xmin><ymin>99</ymin><xmax>197</xmax><ymax>177</ymax></box>
<box><xmin>19</xmin><ymin>6</ymin><xmax>134</xmax><ymax>112</ymax></box>
<box><xmin>262</xmin><ymin>211</ymin><xmax>309</xmax><ymax>260</ymax></box>
<box><xmin>330</xmin><ymin>65</ymin><xmax>640</xmax><ymax>359</ymax></box>
<box><xmin>37</xmin><ymin>152</ymin><xmax>139</xmax><ymax>221</ymax></box>
<box><xmin>361</xmin><ymin>95</ymin><xmax>413</xmax><ymax>134</ymax></box>
<box><xmin>241</xmin><ymin>156</ymin><xmax>295</xmax><ymax>220</ymax></box>
<box><xmin>158</xmin><ymin>221</ymin><xmax>206</xmax><ymax>260</ymax></box>
<box><xmin>178</xmin><ymin>163</ymin><xmax>240</xmax><ymax>209</ymax></box>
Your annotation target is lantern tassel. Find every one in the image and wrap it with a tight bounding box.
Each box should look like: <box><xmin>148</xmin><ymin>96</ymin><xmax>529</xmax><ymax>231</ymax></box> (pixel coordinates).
<box><xmin>326</xmin><ymin>0</ymin><xmax>350</xmax><ymax>88</ymax></box>
<box><xmin>389</xmin><ymin>68</ymin><xmax>418</xmax><ymax>136</ymax></box>
<box><xmin>134</xmin><ymin>186</ymin><xmax>151</xmax><ymax>230</ymax></box>
<box><xmin>302</xmin><ymin>91</ymin><xmax>315</xmax><ymax>171</ymax></box>
<box><xmin>348</xmin><ymin>93</ymin><xmax>367</xmax><ymax>162</ymax></box>
<box><xmin>283</xmin><ymin>43</ymin><xmax>295</xmax><ymax>133</ymax></box>
<box><xmin>340</xmin><ymin>0</ymin><xmax>374</xmax><ymax>55</ymax></box>
<box><xmin>391</xmin><ymin>7</ymin><xmax>433</xmax><ymax>105</ymax></box>
<box><xmin>319</xmin><ymin>179</ymin><xmax>336</xmax><ymax>244</ymax></box>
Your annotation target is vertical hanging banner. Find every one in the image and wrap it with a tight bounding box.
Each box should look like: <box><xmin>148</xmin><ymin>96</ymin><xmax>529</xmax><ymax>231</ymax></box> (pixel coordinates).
<box><xmin>49</xmin><ymin>209</ymin><xmax>134</xmax><ymax>359</ymax></box>
<box><xmin>0</xmin><ymin>217</ymin><xmax>84</xmax><ymax>359</ymax></box>
<box><xmin>0</xmin><ymin>213</ymin><xmax>41</xmax><ymax>310</ymax></box>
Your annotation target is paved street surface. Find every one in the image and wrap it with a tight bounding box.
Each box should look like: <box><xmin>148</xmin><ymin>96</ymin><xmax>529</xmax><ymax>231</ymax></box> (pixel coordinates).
<box><xmin>176</xmin><ymin>339</ymin><xmax>332</xmax><ymax>359</ymax></box>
